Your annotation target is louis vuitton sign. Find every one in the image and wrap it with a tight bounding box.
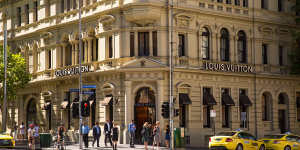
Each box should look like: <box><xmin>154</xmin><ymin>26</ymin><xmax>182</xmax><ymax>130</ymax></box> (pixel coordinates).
<box><xmin>204</xmin><ymin>62</ymin><xmax>254</xmax><ymax>73</ymax></box>
<box><xmin>55</xmin><ymin>66</ymin><xmax>90</xmax><ymax>77</ymax></box>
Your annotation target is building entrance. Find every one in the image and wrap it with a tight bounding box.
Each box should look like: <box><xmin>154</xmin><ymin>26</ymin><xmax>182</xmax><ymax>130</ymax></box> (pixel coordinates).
<box><xmin>26</xmin><ymin>99</ymin><xmax>37</xmax><ymax>128</ymax></box>
<box><xmin>134</xmin><ymin>87</ymin><xmax>156</xmax><ymax>144</ymax></box>
<box><xmin>278</xmin><ymin>109</ymin><xmax>287</xmax><ymax>133</ymax></box>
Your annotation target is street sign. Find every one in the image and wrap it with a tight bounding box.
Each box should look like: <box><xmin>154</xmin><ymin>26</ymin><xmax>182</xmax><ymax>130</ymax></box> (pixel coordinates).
<box><xmin>82</xmin><ymin>85</ymin><xmax>96</xmax><ymax>88</ymax></box>
<box><xmin>241</xmin><ymin>112</ymin><xmax>247</xmax><ymax>121</ymax></box>
<box><xmin>70</xmin><ymin>88</ymin><xmax>80</xmax><ymax>92</ymax></box>
<box><xmin>210</xmin><ymin>110</ymin><xmax>216</xmax><ymax>118</ymax></box>
<box><xmin>82</xmin><ymin>91</ymin><xmax>94</xmax><ymax>95</ymax></box>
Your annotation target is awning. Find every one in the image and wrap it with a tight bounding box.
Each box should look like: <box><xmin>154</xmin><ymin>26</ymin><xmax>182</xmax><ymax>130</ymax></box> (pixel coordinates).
<box><xmin>100</xmin><ymin>97</ymin><xmax>113</xmax><ymax>106</ymax></box>
<box><xmin>222</xmin><ymin>94</ymin><xmax>235</xmax><ymax>106</ymax></box>
<box><xmin>203</xmin><ymin>93</ymin><xmax>217</xmax><ymax>105</ymax></box>
<box><xmin>42</xmin><ymin>102</ymin><xmax>51</xmax><ymax>110</ymax></box>
<box><xmin>61</xmin><ymin>101</ymin><xmax>70</xmax><ymax>109</ymax></box>
<box><xmin>179</xmin><ymin>93</ymin><xmax>192</xmax><ymax>105</ymax></box>
<box><xmin>239</xmin><ymin>95</ymin><xmax>252</xmax><ymax>106</ymax></box>
<box><xmin>297</xmin><ymin>98</ymin><xmax>300</xmax><ymax>107</ymax></box>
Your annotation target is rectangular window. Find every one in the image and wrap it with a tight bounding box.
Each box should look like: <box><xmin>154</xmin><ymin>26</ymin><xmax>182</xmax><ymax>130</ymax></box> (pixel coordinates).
<box><xmin>138</xmin><ymin>32</ymin><xmax>150</xmax><ymax>56</ymax></box>
<box><xmin>203</xmin><ymin>87</ymin><xmax>212</xmax><ymax>128</ymax></box>
<box><xmin>217</xmin><ymin>0</ymin><xmax>223</xmax><ymax>2</ymax></box>
<box><xmin>239</xmin><ymin>89</ymin><xmax>248</xmax><ymax>128</ymax></box>
<box><xmin>25</xmin><ymin>4</ymin><xmax>29</xmax><ymax>24</ymax></box>
<box><xmin>279</xmin><ymin>46</ymin><xmax>283</xmax><ymax>66</ymax></box>
<box><xmin>278</xmin><ymin>0</ymin><xmax>282</xmax><ymax>12</ymax></box>
<box><xmin>235</xmin><ymin>0</ymin><xmax>240</xmax><ymax>6</ymax></box>
<box><xmin>226</xmin><ymin>0</ymin><xmax>231</xmax><ymax>4</ymax></box>
<box><xmin>261</xmin><ymin>0</ymin><xmax>268</xmax><ymax>9</ymax></box>
<box><xmin>153</xmin><ymin>31</ymin><xmax>158</xmax><ymax>56</ymax></box>
<box><xmin>67</xmin><ymin>0</ymin><xmax>71</xmax><ymax>11</ymax></box>
<box><xmin>297</xmin><ymin>92</ymin><xmax>300</xmax><ymax>121</ymax></box>
<box><xmin>109</xmin><ymin>36</ymin><xmax>113</xmax><ymax>58</ymax></box>
<box><xmin>61</xmin><ymin>0</ymin><xmax>64</xmax><ymax>13</ymax></box>
<box><xmin>243</xmin><ymin>0</ymin><xmax>248</xmax><ymax>7</ymax></box>
<box><xmin>130</xmin><ymin>32</ymin><xmax>135</xmax><ymax>57</ymax></box>
<box><xmin>222</xmin><ymin>88</ymin><xmax>230</xmax><ymax>128</ymax></box>
<box><xmin>178</xmin><ymin>34</ymin><xmax>185</xmax><ymax>57</ymax></box>
<box><xmin>34</xmin><ymin>1</ymin><xmax>38</xmax><ymax>22</ymax></box>
<box><xmin>262</xmin><ymin>44</ymin><xmax>268</xmax><ymax>64</ymax></box>
<box><xmin>17</xmin><ymin>7</ymin><xmax>21</xmax><ymax>26</ymax></box>
<box><xmin>48</xmin><ymin>50</ymin><xmax>52</xmax><ymax>69</ymax></box>
<box><xmin>73</xmin><ymin>0</ymin><xmax>77</xmax><ymax>9</ymax></box>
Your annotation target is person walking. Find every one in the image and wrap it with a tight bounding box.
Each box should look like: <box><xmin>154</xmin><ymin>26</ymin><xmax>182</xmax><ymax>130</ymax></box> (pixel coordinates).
<box><xmin>81</xmin><ymin>122</ymin><xmax>90</xmax><ymax>148</ymax></box>
<box><xmin>164</xmin><ymin>125</ymin><xmax>170</xmax><ymax>149</ymax></box>
<box><xmin>28</xmin><ymin>123</ymin><xmax>35</xmax><ymax>150</ymax></box>
<box><xmin>92</xmin><ymin>122</ymin><xmax>101</xmax><ymax>147</ymax></box>
<box><xmin>128</xmin><ymin>120</ymin><xmax>136</xmax><ymax>147</ymax></box>
<box><xmin>34</xmin><ymin>123</ymin><xmax>40</xmax><ymax>146</ymax></box>
<box><xmin>152</xmin><ymin>121</ymin><xmax>161</xmax><ymax>150</ymax></box>
<box><xmin>19</xmin><ymin>122</ymin><xmax>25</xmax><ymax>139</ymax></box>
<box><xmin>104</xmin><ymin>120</ymin><xmax>113</xmax><ymax>147</ymax></box>
<box><xmin>57</xmin><ymin>123</ymin><xmax>66</xmax><ymax>149</ymax></box>
<box><xmin>112</xmin><ymin>122</ymin><xmax>119</xmax><ymax>150</ymax></box>
<box><xmin>141</xmin><ymin>122</ymin><xmax>151</xmax><ymax>150</ymax></box>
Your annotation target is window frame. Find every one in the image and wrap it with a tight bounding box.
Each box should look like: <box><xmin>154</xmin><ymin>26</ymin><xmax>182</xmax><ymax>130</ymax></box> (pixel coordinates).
<box><xmin>262</xmin><ymin>44</ymin><xmax>268</xmax><ymax>64</ymax></box>
<box><xmin>203</xmin><ymin>87</ymin><xmax>212</xmax><ymax>128</ymax></box>
<box><xmin>178</xmin><ymin>34</ymin><xmax>186</xmax><ymax>57</ymax></box>
<box><xmin>279</xmin><ymin>45</ymin><xmax>283</xmax><ymax>66</ymax></box>
<box><xmin>138</xmin><ymin>32</ymin><xmax>150</xmax><ymax>56</ymax></box>
<box><xmin>202</xmin><ymin>28</ymin><xmax>210</xmax><ymax>60</ymax></box>
<box><xmin>221</xmin><ymin>88</ymin><xmax>231</xmax><ymax>128</ymax></box>
<box><xmin>130</xmin><ymin>32</ymin><xmax>135</xmax><ymax>57</ymax></box>
<box><xmin>237</xmin><ymin>31</ymin><xmax>247</xmax><ymax>63</ymax></box>
<box><xmin>220</xmin><ymin>28</ymin><xmax>230</xmax><ymax>62</ymax></box>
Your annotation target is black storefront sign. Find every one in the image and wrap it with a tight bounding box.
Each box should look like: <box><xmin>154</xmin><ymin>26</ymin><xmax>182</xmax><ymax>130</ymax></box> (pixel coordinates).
<box><xmin>204</xmin><ymin>62</ymin><xmax>254</xmax><ymax>73</ymax></box>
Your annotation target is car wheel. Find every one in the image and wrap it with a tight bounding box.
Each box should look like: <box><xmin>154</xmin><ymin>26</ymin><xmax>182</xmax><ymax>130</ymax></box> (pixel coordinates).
<box><xmin>236</xmin><ymin>144</ymin><xmax>243</xmax><ymax>150</ymax></box>
<box><xmin>284</xmin><ymin>146</ymin><xmax>291</xmax><ymax>150</ymax></box>
<box><xmin>259</xmin><ymin>145</ymin><xmax>265</xmax><ymax>150</ymax></box>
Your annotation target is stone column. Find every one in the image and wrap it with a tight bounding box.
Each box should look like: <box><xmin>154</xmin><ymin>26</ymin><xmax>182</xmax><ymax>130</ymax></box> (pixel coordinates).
<box><xmin>149</xmin><ymin>31</ymin><xmax>153</xmax><ymax>56</ymax></box>
<box><xmin>157</xmin><ymin>80</ymin><xmax>164</xmax><ymax>123</ymax></box>
<box><xmin>230</xmin><ymin>35</ymin><xmax>235</xmax><ymax>62</ymax></box>
<box><xmin>212</xmin><ymin>33</ymin><xmax>218</xmax><ymax>61</ymax></box>
<box><xmin>56</xmin><ymin>45</ymin><xmax>62</xmax><ymax>68</ymax></box>
<box><xmin>87</xmin><ymin>38</ymin><xmax>92</xmax><ymax>62</ymax></box>
<box><xmin>84</xmin><ymin>40</ymin><xmax>88</xmax><ymax>63</ymax></box>
<box><xmin>123</xmin><ymin>81</ymin><xmax>132</xmax><ymax>144</ymax></box>
<box><xmin>134</xmin><ymin>32</ymin><xmax>138</xmax><ymax>56</ymax></box>
<box><xmin>75</xmin><ymin>41</ymin><xmax>79</xmax><ymax>64</ymax></box>
<box><xmin>93</xmin><ymin>39</ymin><xmax>97</xmax><ymax>61</ymax></box>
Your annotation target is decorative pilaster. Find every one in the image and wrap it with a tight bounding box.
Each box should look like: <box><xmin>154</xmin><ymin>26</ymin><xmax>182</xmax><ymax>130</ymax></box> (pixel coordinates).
<box><xmin>149</xmin><ymin>31</ymin><xmax>153</xmax><ymax>56</ymax></box>
<box><xmin>84</xmin><ymin>40</ymin><xmax>88</xmax><ymax>63</ymax></box>
<box><xmin>93</xmin><ymin>39</ymin><xmax>97</xmax><ymax>61</ymax></box>
<box><xmin>72</xmin><ymin>43</ymin><xmax>75</xmax><ymax>65</ymax></box>
<box><xmin>87</xmin><ymin>38</ymin><xmax>92</xmax><ymax>62</ymax></box>
<box><xmin>134</xmin><ymin>32</ymin><xmax>138</xmax><ymax>56</ymax></box>
<box><xmin>123</xmin><ymin>81</ymin><xmax>132</xmax><ymax>144</ymax></box>
<box><xmin>75</xmin><ymin>41</ymin><xmax>79</xmax><ymax>64</ymax></box>
<box><xmin>62</xmin><ymin>44</ymin><xmax>67</xmax><ymax>67</ymax></box>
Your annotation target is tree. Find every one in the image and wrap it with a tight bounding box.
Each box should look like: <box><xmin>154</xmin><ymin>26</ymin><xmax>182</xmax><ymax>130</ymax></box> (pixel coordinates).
<box><xmin>0</xmin><ymin>46</ymin><xmax>31</xmax><ymax>130</ymax></box>
<box><xmin>290</xmin><ymin>0</ymin><xmax>300</xmax><ymax>74</ymax></box>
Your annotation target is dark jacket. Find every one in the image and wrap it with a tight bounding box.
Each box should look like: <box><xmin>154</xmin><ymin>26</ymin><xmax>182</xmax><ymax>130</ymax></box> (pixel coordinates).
<box><xmin>104</xmin><ymin>122</ymin><xmax>113</xmax><ymax>134</ymax></box>
<box><xmin>92</xmin><ymin>125</ymin><xmax>101</xmax><ymax>137</ymax></box>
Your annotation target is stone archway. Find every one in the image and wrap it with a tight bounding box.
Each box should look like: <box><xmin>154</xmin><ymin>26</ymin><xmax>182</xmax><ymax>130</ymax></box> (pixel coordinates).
<box><xmin>134</xmin><ymin>87</ymin><xmax>156</xmax><ymax>144</ymax></box>
<box><xmin>26</xmin><ymin>98</ymin><xmax>37</xmax><ymax>128</ymax></box>
<box><xmin>278</xmin><ymin>93</ymin><xmax>289</xmax><ymax>133</ymax></box>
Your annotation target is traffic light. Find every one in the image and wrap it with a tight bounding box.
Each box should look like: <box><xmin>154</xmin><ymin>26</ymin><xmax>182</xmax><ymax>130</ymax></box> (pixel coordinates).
<box><xmin>81</xmin><ymin>100</ymin><xmax>90</xmax><ymax>117</ymax></box>
<box><xmin>174</xmin><ymin>109</ymin><xmax>179</xmax><ymax>117</ymax></box>
<box><xmin>161</xmin><ymin>102</ymin><xmax>170</xmax><ymax>118</ymax></box>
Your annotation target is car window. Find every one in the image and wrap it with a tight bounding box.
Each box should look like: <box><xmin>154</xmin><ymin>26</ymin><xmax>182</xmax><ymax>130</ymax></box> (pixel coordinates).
<box><xmin>238</xmin><ymin>132</ymin><xmax>249</xmax><ymax>139</ymax></box>
<box><xmin>216</xmin><ymin>132</ymin><xmax>237</xmax><ymax>136</ymax></box>
<box><xmin>264</xmin><ymin>135</ymin><xmax>285</xmax><ymax>139</ymax></box>
<box><xmin>246</xmin><ymin>133</ymin><xmax>257</xmax><ymax>141</ymax></box>
<box><xmin>286</xmin><ymin>136</ymin><xmax>297</xmax><ymax>142</ymax></box>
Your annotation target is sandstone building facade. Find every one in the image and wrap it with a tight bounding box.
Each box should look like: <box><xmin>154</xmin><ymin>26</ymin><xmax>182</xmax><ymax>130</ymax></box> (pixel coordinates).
<box><xmin>0</xmin><ymin>0</ymin><xmax>300</xmax><ymax>147</ymax></box>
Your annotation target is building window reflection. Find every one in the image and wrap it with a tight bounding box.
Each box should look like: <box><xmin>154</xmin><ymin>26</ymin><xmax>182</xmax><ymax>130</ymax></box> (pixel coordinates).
<box><xmin>237</xmin><ymin>31</ymin><xmax>247</xmax><ymax>63</ymax></box>
<box><xmin>220</xmin><ymin>28</ymin><xmax>230</xmax><ymax>61</ymax></box>
<box><xmin>202</xmin><ymin>27</ymin><xmax>210</xmax><ymax>60</ymax></box>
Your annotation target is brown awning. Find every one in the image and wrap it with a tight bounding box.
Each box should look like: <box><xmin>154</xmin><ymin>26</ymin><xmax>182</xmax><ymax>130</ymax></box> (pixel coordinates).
<box><xmin>61</xmin><ymin>101</ymin><xmax>70</xmax><ymax>109</ymax></box>
<box><xmin>42</xmin><ymin>102</ymin><xmax>51</xmax><ymax>110</ymax></box>
<box><xmin>203</xmin><ymin>93</ymin><xmax>217</xmax><ymax>105</ymax></box>
<box><xmin>222</xmin><ymin>94</ymin><xmax>235</xmax><ymax>106</ymax></box>
<box><xmin>179</xmin><ymin>93</ymin><xmax>192</xmax><ymax>105</ymax></box>
<box><xmin>239</xmin><ymin>95</ymin><xmax>252</xmax><ymax>106</ymax></box>
<box><xmin>101</xmin><ymin>97</ymin><xmax>113</xmax><ymax>106</ymax></box>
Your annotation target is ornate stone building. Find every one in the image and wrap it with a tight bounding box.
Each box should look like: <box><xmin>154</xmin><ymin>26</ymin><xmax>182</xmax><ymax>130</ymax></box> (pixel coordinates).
<box><xmin>0</xmin><ymin>0</ymin><xmax>300</xmax><ymax>147</ymax></box>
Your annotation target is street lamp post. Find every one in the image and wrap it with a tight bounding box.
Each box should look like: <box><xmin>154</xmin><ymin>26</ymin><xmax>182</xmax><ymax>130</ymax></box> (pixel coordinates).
<box><xmin>2</xmin><ymin>7</ymin><xmax>8</xmax><ymax>133</ymax></box>
<box><xmin>78</xmin><ymin>0</ymin><xmax>83</xmax><ymax>149</ymax></box>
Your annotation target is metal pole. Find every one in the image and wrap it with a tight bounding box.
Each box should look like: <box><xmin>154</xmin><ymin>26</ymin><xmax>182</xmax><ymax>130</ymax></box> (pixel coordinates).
<box><xmin>2</xmin><ymin>7</ymin><xmax>8</xmax><ymax>132</ymax></box>
<box><xmin>168</xmin><ymin>0</ymin><xmax>174</xmax><ymax>149</ymax></box>
<box><xmin>78</xmin><ymin>0</ymin><xmax>83</xmax><ymax>148</ymax></box>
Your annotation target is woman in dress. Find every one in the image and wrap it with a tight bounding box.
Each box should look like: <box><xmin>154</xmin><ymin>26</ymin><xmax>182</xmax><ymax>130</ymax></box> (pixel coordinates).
<box><xmin>165</xmin><ymin>125</ymin><xmax>170</xmax><ymax>148</ymax></box>
<box><xmin>19</xmin><ymin>122</ymin><xmax>25</xmax><ymax>139</ymax></box>
<box><xmin>152</xmin><ymin>121</ymin><xmax>161</xmax><ymax>150</ymax></box>
<box><xmin>141</xmin><ymin>122</ymin><xmax>151</xmax><ymax>150</ymax></box>
<box><xmin>112</xmin><ymin>122</ymin><xmax>119</xmax><ymax>150</ymax></box>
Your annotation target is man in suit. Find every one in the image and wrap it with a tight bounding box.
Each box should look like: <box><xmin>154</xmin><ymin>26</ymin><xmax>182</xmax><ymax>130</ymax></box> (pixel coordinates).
<box><xmin>92</xmin><ymin>122</ymin><xmax>101</xmax><ymax>147</ymax></box>
<box><xmin>104</xmin><ymin>120</ymin><xmax>113</xmax><ymax>147</ymax></box>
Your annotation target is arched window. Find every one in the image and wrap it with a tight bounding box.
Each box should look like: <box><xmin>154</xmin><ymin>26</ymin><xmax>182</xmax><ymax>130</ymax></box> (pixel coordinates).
<box><xmin>220</xmin><ymin>28</ymin><xmax>230</xmax><ymax>61</ymax></box>
<box><xmin>237</xmin><ymin>31</ymin><xmax>247</xmax><ymax>63</ymax></box>
<box><xmin>262</xmin><ymin>92</ymin><xmax>272</xmax><ymax>121</ymax></box>
<box><xmin>202</xmin><ymin>27</ymin><xmax>210</xmax><ymax>60</ymax></box>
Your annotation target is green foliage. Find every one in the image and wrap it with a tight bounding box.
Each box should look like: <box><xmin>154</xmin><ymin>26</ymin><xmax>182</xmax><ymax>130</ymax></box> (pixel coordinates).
<box><xmin>290</xmin><ymin>0</ymin><xmax>300</xmax><ymax>74</ymax></box>
<box><xmin>0</xmin><ymin>46</ymin><xmax>31</xmax><ymax>102</ymax></box>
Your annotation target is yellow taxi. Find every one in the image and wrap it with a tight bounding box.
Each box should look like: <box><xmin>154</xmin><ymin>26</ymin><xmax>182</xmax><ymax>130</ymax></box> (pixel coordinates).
<box><xmin>209</xmin><ymin>130</ymin><xmax>265</xmax><ymax>150</ymax></box>
<box><xmin>0</xmin><ymin>133</ymin><xmax>15</xmax><ymax>148</ymax></box>
<box><xmin>260</xmin><ymin>133</ymin><xmax>300</xmax><ymax>150</ymax></box>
